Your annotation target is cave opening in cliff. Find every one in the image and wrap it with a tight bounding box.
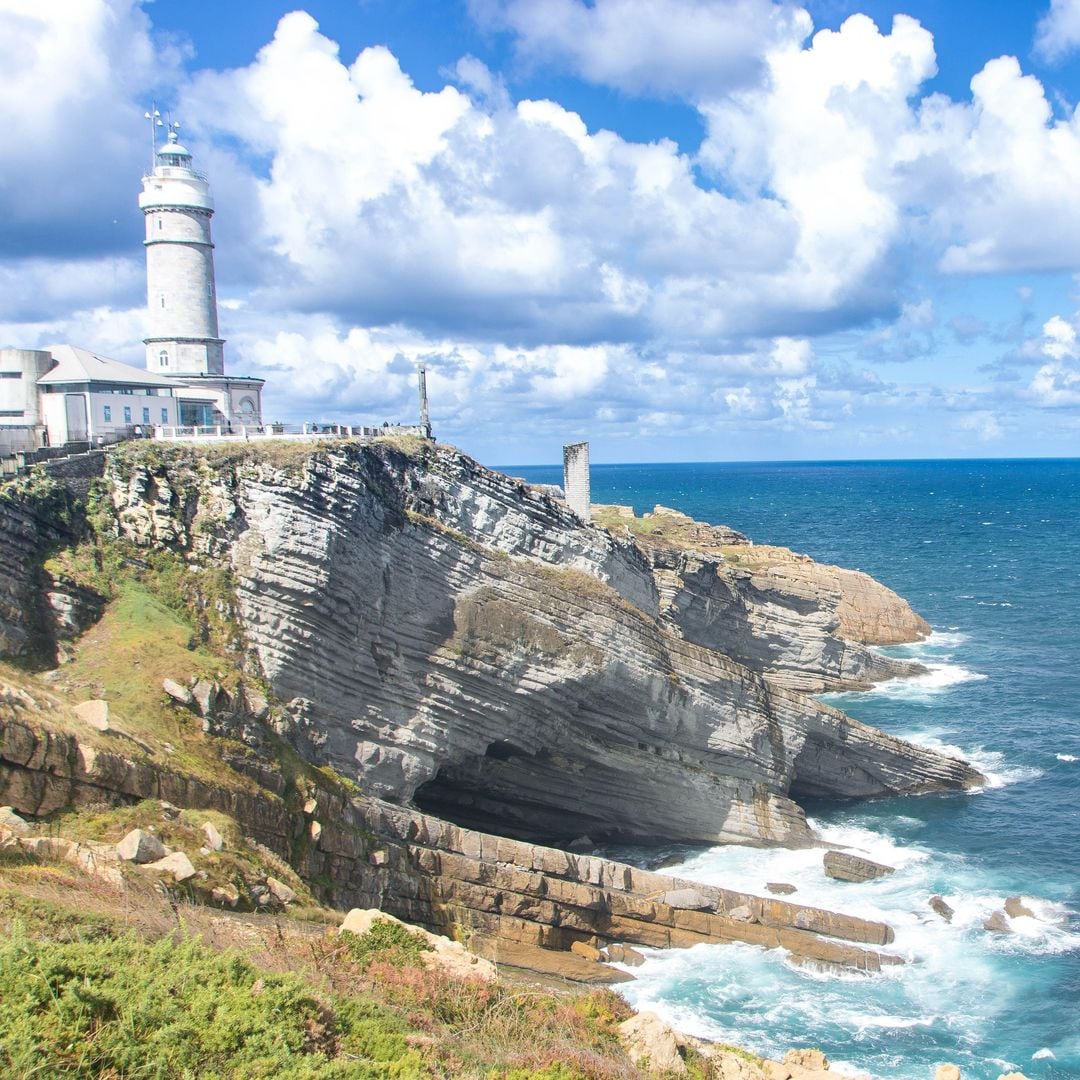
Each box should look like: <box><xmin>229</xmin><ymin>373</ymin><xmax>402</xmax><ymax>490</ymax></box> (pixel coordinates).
<box><xmin>413</xmin><ymin>740</ymin><xmax>608</xmax><ymax>847</ymax></box>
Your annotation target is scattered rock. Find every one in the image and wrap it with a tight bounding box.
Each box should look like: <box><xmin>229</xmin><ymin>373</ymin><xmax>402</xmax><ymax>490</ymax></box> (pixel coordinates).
<box><xmin>997</xmin><ymin>1074</ymin><xmax>1030</xmax><ymax>1080</ymax></box>
<box><xmin>241</xmin><ymin>686</ymin><xmax>270</xmax><ymax>721</ymax></box>
<box><xmin>570</xmin><ymin>940</ymin><xmax>602</xmax><ymax>962</ymax></box>
<box><xmin>266</xmin><ymin>876</ymin><xmax>296</xmax><ymax>905</ymax></box>
<box><xmin>73</xmin><ymin>699</ymin><xmax>109</xmax><ymax>732</ymax></box>
<box><xmin>162</xmin><ymin>678</ymin><xmax>193</xmax><ymax>707</ymax></box>
<box><xmin>309</xmin><ymin>820</ymin><xmax>322</xmax><ymax>842</ymax></box>
<box><xmin>605</xmin><ymin>942</ymin><xmax>646</xmax><ymax>967</ymax></box>
<box><xmin>210</xmin><ymin>883</ymin><xmax>240</xmax><ymax>907</ymax></box>
<box><xmin>1004</xmin><ymin>896</ymin><xmax>1035</xmax><ymax>920</ymax></box>
<box><xmin>145</xmin><ymin>851</ymin><xmax>196</xmax><ymax>883</ymax></box>
<box><xmin>568</xmin><ymin>835</ymin><xmax>594</xmax><ymax>852</ymax></box>
<box><xmin>929</xmin><ymin>896</ymin><xmax>955</xmax><ymax>923</ymax></box>
<box><xmin>823</xmin><ymin>850</ymin><xmax>895</xmax><ymax>883</ymax></box>
<box><xmin>711</xmin><ymin>1050</ymin><xmax>769</xmax><ymax>1080</ymax></box>
<box><xmin>200</xmin><ymin>821</ymin><xmax>223</xmax><ymax>852</ymax></box>
<box><xmin>784</xmin><ymin>1049</ymin><xmax>829</xmax><ymax>1072</ymax></box>
<box><xmin>116</xmin><ymin>828</ymin><xmax>166</xmax><ymax>864</ymax></box>
<box><xmin>302</xmin><ymin>796</ymin><xmax>318</xmax><ymax>815</ymax></box>
<box><xmin>618</xmin><ymin>1011</ymin><xmax>687</xmax><ymax>1074</ymax></box>
<box><xmin>762</xmin><ymin>1062</ymin><xmax>792</xmax><ymax>1080</ymax></box>
<box><xmin>661</xmin><ymin>888</ymin><xmax>713</xmax><ymax>910</ymax></box>
<box><xmin>983</xmin><ymin>910</ymin><xmax>1012</xmax><ymax>934</ymax></box>
<box><xmin>340</xmin><ymin>909</ymin><xmax>497</xmax><ymax>982</ymax></box>
<box><xmin>728</xmin><ymin>904</ymin><xmax>757</xmax><ymax>922</ymax></box>
<box><xmin>766</xmin><ymin>882</ymin><xmax>797</xmax><ymax>896</ymax></box>
<box><xmin>369</xmin><ymin>848</ymin><xmax>390</xmax><ymax>866</ymax></box>
<box><xmin>0</xmin><ymin>806</ymin><xmax>31</xmax><ymax>836</ymax></box>
<box><xmin>935</xmin><ymin>1065</ymin><xmax>961</xmax><ymax>1080</ymax></box>
<box><xmin>190</xmin><ymin>679</ymin><xmax>222</xmax><ymax>718</ymax></box>
<box><xmin>158</xmin><ymin>801</ymin><xmax>178</xmax><ymax>819</ymax></box>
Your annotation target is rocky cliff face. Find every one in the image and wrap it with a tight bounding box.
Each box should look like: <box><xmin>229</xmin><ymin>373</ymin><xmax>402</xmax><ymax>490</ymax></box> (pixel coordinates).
<box><xmin>602</xmin><ymin>506</ymin><xmax>929</xmax><ymax>693</ymax></box>
<box><xmin>82</xmin><ymin>439</ymin><xmax>979</xmax><ymax>849</ymax></box>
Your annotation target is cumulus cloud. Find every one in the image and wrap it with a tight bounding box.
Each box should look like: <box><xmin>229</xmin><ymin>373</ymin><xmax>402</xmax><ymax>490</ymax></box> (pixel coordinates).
<box><xmin>0</xmin><ymin>0</ymin><xmax>180</xmax><ymax>257</ymax></box>
<box><xmin>1034</xmin><ymin>0</ymin><xmax>1080</xmax><ymax>63</ymax></box>
<box><xmin>1027</xmin><ymin>312</ymin><xmax>1080</xmax><ymax>405</ymax></box>
<box><xmin>470</xmin><ymin>0</ymin><xmax>811</xmax><ymax>100</ymax></box>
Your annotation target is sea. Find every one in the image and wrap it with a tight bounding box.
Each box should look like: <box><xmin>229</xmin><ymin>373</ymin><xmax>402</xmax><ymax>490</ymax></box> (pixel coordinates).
<box><xmin>507</xmin><ymin>458</ymin><xmax>1080</xmax><ymax>1080</ymax></box>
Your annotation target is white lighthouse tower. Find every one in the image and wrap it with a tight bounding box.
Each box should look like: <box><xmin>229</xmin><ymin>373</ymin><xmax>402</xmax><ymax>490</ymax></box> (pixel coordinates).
<box><xmin>139</xmin><ymin>122</ymin><xmax>263</xmax><ymax>427</ymax></box>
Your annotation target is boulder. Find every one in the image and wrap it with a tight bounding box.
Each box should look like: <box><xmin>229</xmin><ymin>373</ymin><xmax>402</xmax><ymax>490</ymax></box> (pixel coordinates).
<box><xmin>73</xmin><ymin>699</ymin><xmax>109</xmax><ymax>732</ymax></box>
<box><xmin>935</xmin><ymin>1065</ymin><xmax>961</xmax><ymax>1080</ymax></box>
<box><xmin>162</xmin><ymin>678</ymin><xmax>193</xmax><ymax>707</ymax></box>
<box><xmin>784</xmin><ymin>1049</ymin><xmax>829</xmax><ymax>1072</ymax></box>
<box><xmin>983</xmin><ymin>910</ymin><xmax>1012</xmax><ymax>934</ymax></box>
<box><xmin>116</xmin><ymin>828</ymin><xmax>166</xmax><ymax>864</ymax></box>
<box><xmin>190</xmin><ymin>679</ymin><xmax>221</xmax><ymax>718</ymax></box>
<box><xmin>309</xmin><ymin>820</ymin><xmax>322</xmax><ymax>842</ymax></box>
<box><xmin>200</xmin><ymin>821</ymin><xmax>224</xmax><ymax>852</ymax></box>
<box><xmin>210</xmin><ymin>883</ymin><xmax>240</xmax><ymax>907</ymax></box>
<box><xmin>711</xmin><ymin>1051</ymin><xmax>769</xmax><ymax>1080</ymax></box>
<box><xmin>1004</xmin><ymin>896</ymin><xmax>1035</xmax><ymax>920</ymax></box>
<box><xmin>728</xmin><ymin>904</ymin><xmax>757</xmax><ymax>922</ymax></box>
<box><xmin>0</xmin><ymin>806</ymin><xmax>30</xmax><ymax>836</ymax></box>
<box><xmin>266</xmin><ymin>876</ymin><xmax>296</xmax><ymax>905</ymax></box>
<box><xmin>996</xmin><ymin>1074</ymin><xmax>1029</xmax><ymax>1080</ymax></box>
<box><xmin>766</xmin><ymin>882</ymin><xmax>797</xmax><ymax>896</ymax></box>
<box><xmin>340</xmin><ymin>909</ymin><xmax>497</xmax><ymax>982</ymax></box>
<box><xmin>661</xmin><ymin>888</ymin><xmax>714</xmax><ymax>910</ymax></box>
<box><xmin>762</xmin><ymin>1063</ymin><xmax>792</xmax><ymax>1080</ymax></box>
<box><xmin>606</xmin><ymin>942</ymin><xmax>646</xmax><ymax>967</ymax></box>
<box><xmin>618</xmin><ymin>1011</ymin><xmax>687</xmax><ymax>1074</ymax></box>
<box><xmin>145</xmin><ymin>851</ymin><xmax>196</xmax><ymax>883</ymax></box>
<box><xmin>823</xmin><ymin>850</ymin><xmax>895</xmax><ymax>883</ymax></box>
<box><xmin>570</xmin><ymin>940</ymin><xmax>602</xmax><ymax>962</ymax></box>
<box><xmin>929</xmin><ymin>896</ymin><xmax>954</xmax><ymax>923</ymax></box>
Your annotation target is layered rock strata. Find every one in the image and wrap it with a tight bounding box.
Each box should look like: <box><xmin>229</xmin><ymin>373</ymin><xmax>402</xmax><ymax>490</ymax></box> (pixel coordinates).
<box><xmin>596</xmin><ymin>505</ymin><xmax>929</xmax><ymax>692</ymax></box>
<box><xmin>0</xmin><ymin>708</ymin><xmax>901</xmax><ymax>974</ymax></box>
<box><xmin>91</xmin><ymin>441</ymin><xmax>980</xmax><ymax>847</ymax></box>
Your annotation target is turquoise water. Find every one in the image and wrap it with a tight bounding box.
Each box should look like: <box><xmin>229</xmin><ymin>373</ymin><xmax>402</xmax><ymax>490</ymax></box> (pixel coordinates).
<box><xmin>508</xmin><ymin>459</ymin><xmax>1080</xmax><ymax>1079</ymax></box>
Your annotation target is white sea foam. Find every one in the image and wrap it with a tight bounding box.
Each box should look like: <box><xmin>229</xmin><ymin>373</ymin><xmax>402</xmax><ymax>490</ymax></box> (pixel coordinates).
<box><xmin>1056</xmin><ymin>753</ymin><xmax>1078</xmax><ymax>763</ymax></box>
<box><xmin>1033</xmin><ymin>1048</ymin><xmax>1057</xmax><ymax>1060</ymax></box>
<box><xmin>903</xmin><ymin>734</ymin><xmax>1043</xmax><ymax>789</ymax></box>
<box><xmin>869</xmin><ymin>663</ymin><xmax>986</xmax><ymax>700</ymax></box>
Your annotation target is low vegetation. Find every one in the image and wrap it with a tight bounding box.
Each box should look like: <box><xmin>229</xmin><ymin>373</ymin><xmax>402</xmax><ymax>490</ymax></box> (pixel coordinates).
<box><xmin>0</xmin><ymin>856</ymin><xmax>647</xmax><ymax>1079</ymax></box>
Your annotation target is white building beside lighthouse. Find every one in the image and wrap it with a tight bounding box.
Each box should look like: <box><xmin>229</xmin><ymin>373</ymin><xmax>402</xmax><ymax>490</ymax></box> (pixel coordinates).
<box><xmin>140</xmin><ymin>127</ymin><xmax>263</xmax><ymax>427</ymax></box>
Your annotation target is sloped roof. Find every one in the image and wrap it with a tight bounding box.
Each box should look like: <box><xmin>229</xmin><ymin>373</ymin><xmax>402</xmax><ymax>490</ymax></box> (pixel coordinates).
<box><xmin>37</xmin><ymin>345</ymin><xmax>179</xmax><ymax>389</ymax></box>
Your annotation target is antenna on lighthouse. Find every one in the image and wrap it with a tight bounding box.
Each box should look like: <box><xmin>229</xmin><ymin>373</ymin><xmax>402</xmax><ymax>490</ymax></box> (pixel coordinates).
<box><xmin>143</xmin><ymin>105</ymin><xmax>163</xmax><ymax>167</ymax></box>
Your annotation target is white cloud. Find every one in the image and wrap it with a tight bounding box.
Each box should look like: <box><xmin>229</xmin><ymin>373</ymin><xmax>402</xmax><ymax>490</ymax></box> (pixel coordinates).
<box><xmin>0</xmin><ymin>0</ymin><xmax>181</xmax><ymax>257</ymax></box>
<box><xmin>1034</xmin><ymin>0</ymin><xmax>1080</xmax><ymax>62</ymax></box>
<box><xmin>470</xmin><ymin>0</ymin><xmax>811</xmax><ymax>100</ymax></box>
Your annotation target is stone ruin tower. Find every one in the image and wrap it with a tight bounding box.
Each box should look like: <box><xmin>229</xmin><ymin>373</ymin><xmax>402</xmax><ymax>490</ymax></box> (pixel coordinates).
<box><xmin>562</xmin><ymin>441</ymin><xmax>591</xmax><ymax>522</ymax></box>
<box><xmin>139</xmin><ymin>126</ymin><xmax>224</xmax><ymax>378</ymax></box>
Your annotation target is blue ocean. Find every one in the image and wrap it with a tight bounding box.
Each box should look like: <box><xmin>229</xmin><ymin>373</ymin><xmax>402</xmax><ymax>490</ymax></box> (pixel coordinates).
<box><xmin>509</xmin><ymin>458</ymin><xmax>1080</xmax><ymax>1080</ymax></box>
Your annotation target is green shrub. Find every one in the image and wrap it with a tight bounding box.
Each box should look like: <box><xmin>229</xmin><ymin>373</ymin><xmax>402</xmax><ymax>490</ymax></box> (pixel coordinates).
<box><xmin>342</xmin><ymin>919</ymin><xmax>434</xmax><ymax>970</ymax></box>
<box><xmin>0</xmin><ymin>929</ymin><xmax>427</xmax><ymax>1078</ymax></box>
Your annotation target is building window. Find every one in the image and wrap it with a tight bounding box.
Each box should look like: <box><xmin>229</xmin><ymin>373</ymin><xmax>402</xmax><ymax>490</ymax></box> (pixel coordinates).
<box><xmin>161</xmin><ymin>408</ymin><xmax>168</xmax><ymax>423</ymax></box>
<box><xmin>142</xmin><ymin>407</ymin><xmax>150</xmax><ymax>423</ymax></box>
<box><xmin>123</xmin><ymin>406</ymin><xmax>132</xmax><ymax>423</ymax></box>
<box><xmin>159</xmin><ymin>294</ymin><xmax>166</xmax><ymax>309</ymax></box>
<box><xmin>0</xmin><ymin>371</ymin><xmax>22</xmax><ymax>379</ymax></box>
<box><xmin>0</xmin><ymin>410</ymin><xmax>22</xmax><ymax>417</ymax></box>
<box><xmin>158</xmin><ymin>349</ymin><xmax>168</xmax><ymax>368</ymax></box>
<box><xmin>103</xmin><ymin>406</ymin><xmax>112</xmax><ymax>422</ymax></box>
<box><xmin>207</xmin><ymin>283</ymin><xmax>213</xmax><ymax>297</ymax></box>
<box><xmin>157</xmin><ymin>218</ymin><xmax>163</xmax><ymax>231</ymax></box>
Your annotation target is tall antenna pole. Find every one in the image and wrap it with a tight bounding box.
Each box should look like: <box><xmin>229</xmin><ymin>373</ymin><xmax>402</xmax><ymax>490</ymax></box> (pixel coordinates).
<box><xmin>417</xmin><ymin>363</ymin><xmax>431</xmax><ymax>439</ymax></box>
<box><xmin>143</xmin><ymin>104</ymin><xmax>162</xmax><ymax>168</ymax></box>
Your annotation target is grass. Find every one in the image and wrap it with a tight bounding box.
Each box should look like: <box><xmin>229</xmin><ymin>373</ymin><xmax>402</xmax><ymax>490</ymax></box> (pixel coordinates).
<box><xmin>0</xmin><ymin>857</ymin><xmax>653</xmax><ymax>1080</ymax></box>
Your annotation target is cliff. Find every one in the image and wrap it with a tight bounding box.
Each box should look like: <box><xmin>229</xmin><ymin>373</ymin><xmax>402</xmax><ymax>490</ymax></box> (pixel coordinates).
<box><xmin>594</xmin><ymin>505</ymin><xmax>929</xmax><ymax>692</ymax></box>
<box><xmin>12</xmin><ymin>437</ymin><xmax>971</xmax><ymax>852</ymax></box>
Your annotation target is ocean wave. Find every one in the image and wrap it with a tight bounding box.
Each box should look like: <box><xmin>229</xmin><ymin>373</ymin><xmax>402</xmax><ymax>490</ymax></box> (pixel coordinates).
<box><xmin>869</xmin><ymin>663</ymin><xmax>986</xmax><ymax>699</ymax></box>
<box><xmin>904</xmin><ymin>734</ymin><xmax>1043</xmax><ymax>789</ymax></box>
<box><xmin>1056</xmin><ymin>753</ymin><xmax>1078</xmax><ymax>763</ymax></box>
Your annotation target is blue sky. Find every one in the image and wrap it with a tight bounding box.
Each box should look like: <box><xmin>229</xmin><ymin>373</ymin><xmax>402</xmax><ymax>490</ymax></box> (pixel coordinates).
<box><xmin>5</xmin><ymin>1</ymin><xmax>1080</xmax><ymax>464</ymax></box>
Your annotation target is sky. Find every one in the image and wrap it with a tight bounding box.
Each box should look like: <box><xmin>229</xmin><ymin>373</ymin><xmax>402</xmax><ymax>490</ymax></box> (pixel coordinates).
<box><xmin>5</xmin><ymin>2</ymin><xmax>1080</xmax><ymax>464</ymax></box>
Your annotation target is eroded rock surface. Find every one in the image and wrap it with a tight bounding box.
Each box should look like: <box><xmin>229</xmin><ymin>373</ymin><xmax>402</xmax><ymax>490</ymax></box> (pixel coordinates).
<box><xmin>88</xmin><ymin>440</ymin><xmax>980</xmax><ymax>848</ymax></box>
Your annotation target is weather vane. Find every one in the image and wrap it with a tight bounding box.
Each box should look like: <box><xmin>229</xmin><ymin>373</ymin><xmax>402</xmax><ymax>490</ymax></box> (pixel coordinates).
<box><xmin>144</xmin><ymin>104</ymin><xmax>163</xmax><ymax>167</ymax></box>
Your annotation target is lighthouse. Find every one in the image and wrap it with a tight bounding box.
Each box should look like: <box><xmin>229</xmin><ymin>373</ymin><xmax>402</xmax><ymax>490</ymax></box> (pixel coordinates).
<box><xmin>138</xmin><ymin>123</ymin><xmax>263</xmax><ymax>427</ymax></box>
